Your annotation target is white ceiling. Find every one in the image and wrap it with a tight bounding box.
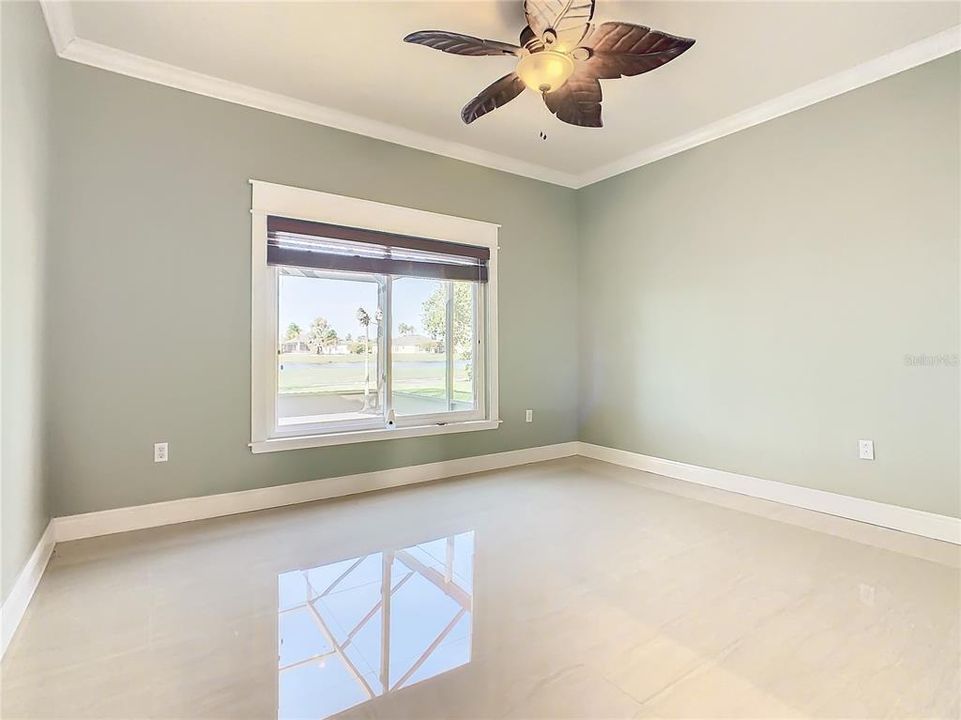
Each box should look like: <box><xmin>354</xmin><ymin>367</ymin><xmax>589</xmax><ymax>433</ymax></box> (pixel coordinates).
<box><xmin>46</xmin><ymin>1</ymin><xmax>961</xmax><ymax>187</ymax></box>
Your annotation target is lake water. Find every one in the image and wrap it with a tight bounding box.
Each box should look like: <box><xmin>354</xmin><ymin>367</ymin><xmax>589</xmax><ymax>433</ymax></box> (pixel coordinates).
<box><xmin>281</xmin><ymin>360</ymin><xmax>468</xmax><ymax>371</ymax></box>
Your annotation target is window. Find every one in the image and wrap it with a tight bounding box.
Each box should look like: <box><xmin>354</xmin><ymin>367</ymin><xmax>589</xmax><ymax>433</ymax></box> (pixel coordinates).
<box><xmin>251</xmin><ymin>181</ymin><xmax>499</xmax><ymax>452</ymax></box>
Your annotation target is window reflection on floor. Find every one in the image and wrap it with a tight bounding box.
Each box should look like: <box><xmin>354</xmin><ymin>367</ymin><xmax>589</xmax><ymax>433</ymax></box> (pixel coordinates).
<box><xmin>277</xmin><ymin>532</ymin><xmax>475</xmax><ymax>719</ymax></box>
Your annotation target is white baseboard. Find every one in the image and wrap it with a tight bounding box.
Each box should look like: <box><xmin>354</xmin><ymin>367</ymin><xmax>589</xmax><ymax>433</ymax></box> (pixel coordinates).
<box><xmin>4</xmin><ymin>443</ymin><xmax>576</xmax><ymax>655</ymax></box>
<box><xmin>1</xmin><ymin>521</ymin><xmax>56</xmax><ymax>660</ymax></box>
<box><xmin>577</xmin><ymin>442</ymin><xmax>961</xmax><ymax>545</ymax></box>
<box><xmin>54</xmin><ymin>440</ymin><xmax>958</xmax><ymax>545</ymax></box>
<box><xmin>53</xmin><ymin>442</ymin><xmax>580</xmax><ymax>542</ymax></box>
<box><xmin>5</xmin><ymin>440</ymin><xmax>957</xmax><ymax>657</ymax></box>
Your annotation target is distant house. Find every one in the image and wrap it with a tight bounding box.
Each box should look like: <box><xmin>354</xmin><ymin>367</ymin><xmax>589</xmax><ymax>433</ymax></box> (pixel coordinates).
<box><xmin>392</xmin><ymin>334</ymin><xmax>439</xmax><ymax>353</ymax></box>
<box><xmin>280</xmin><ymin>334</ymin><xmax>351</xmax><ymax>355</ymax></box>
<box><xmin>280</xmin><ymin>335</ymin><xmax>310</xmax><ymax>353</ymax></box>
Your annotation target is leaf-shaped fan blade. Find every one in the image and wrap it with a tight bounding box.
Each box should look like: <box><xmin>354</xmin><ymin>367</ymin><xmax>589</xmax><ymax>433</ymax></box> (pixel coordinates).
<box><xmin>404</xmin><ymin>30</ymin><xmax>521</xmax><ymax>56</ymax></box>
<box><xmin>519</xmin><ymin>25</ymin><xmax>538</xmax><ymax>47</ymax></box>
<box><xmin>580</xmin><ymin>22</ymin><xmax>695</xmax><ymax>78</ymax></box>
<box><xmin>461</xmin><ymin>73</ymin><xmax>527</xmax><ymax>124</ymax></box>
<box><xmin>524</xmin><ymin>0</ymin><xmax>595</xmax><ymax>48</ymax></box>
<box><xmin>542</xmin><ymin>73</ymin><xmax>602</xmax><ymax>127</ymax></box>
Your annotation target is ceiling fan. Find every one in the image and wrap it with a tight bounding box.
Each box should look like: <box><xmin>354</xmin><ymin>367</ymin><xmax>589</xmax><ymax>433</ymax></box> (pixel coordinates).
<box><xmin>404</xmin><ymin>0</ymin><xmax>695</xmax><ymax>128</ymax></box>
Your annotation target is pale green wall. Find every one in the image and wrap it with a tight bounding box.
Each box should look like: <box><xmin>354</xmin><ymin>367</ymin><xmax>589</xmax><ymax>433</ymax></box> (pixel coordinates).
<box><xmin>45</xmin><ymin>58</ymin><xmax>580</xmax><ymax>516</ymax></box>
<box><xmin>4</xmin><ymin>3</ymin><xmax>959</xmax><ymax>599</ymax></box>
<box><xmin>578</xmin><ymin>54</ymin><xmax>961</xmax><ymax>517</ymax></box>
<box><xmin>1</xmin><ymin>2</ymin><xmax>54</xmax><ymax>601</ymax></box>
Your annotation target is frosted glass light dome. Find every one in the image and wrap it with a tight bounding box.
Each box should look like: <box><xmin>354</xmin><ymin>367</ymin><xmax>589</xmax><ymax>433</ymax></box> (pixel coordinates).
<box><xmin>516</xmin><ymin>51</ymin><xmax>575</xmax><ymax>93</ymax></box>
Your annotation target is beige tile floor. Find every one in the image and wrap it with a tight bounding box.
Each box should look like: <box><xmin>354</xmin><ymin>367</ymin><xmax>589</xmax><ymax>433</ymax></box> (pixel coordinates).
<box><xmin>2</xmin><ymin>457</ymin><xmax>959</xmax><ymax>719</ymax></box>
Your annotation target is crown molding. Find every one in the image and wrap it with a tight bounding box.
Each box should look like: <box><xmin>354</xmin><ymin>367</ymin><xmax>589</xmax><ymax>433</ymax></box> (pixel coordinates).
<box><xmin>57</xmin><ymin>38</ymin><xmax>582</xmax><ymax>189</ymax></box>
<box><xmin>576</xmin><ymin>24</ymin><xmax>961</xmax><ymax>187</ymax></box>
<box><xmin>36</xmin><ymin>0</ymin><xmax>580</xmax><ymax>188</ymax></box>
<box><xmin>38</xmin><ymin>1</ymin><xmax>960</xmax><ymax>190</ymax></box>
<box><xmin>38</xmin><ymin>0</ymin><xmax>75</xmax><ymax>54</ymax></box>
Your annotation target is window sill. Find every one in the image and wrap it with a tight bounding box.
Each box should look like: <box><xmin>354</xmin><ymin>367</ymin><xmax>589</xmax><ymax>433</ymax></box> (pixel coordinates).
<box><xmin>249</xmin><ymin>419</ymin><xmax>501</xmax><ymax>454</ymax></box>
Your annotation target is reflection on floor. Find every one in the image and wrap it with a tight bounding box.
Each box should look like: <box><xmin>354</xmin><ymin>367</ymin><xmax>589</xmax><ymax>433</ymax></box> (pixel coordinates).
<box><xmin>1</xmin><ymin>457</ymin><xmax>958</xmax><ymax>719</ymax></box>
<box><xmin>277</xmin><ymin>532</ymin><xmax>474</xmax><ymax>719</ymax></box>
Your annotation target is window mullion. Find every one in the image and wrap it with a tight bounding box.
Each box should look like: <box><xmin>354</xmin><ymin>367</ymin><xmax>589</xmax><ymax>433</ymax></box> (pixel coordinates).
<box><xmin>446</xmin><ymin>282</ymin><xmax>454</xmax><ymax>412</ymax></box>
<box><xmin>378</xmin><ymin>276</ymin><xmax>391</xmax><ymax>423</ymax></box>
<box><xmin>473</xmin><ymin>282</ymin><xmax>483</xmax><ymax>416</ymax></box>
<box><xmin>383</xmin><ymin>276</ymin><xmax>393</xmax><ymax>423</ymax></box>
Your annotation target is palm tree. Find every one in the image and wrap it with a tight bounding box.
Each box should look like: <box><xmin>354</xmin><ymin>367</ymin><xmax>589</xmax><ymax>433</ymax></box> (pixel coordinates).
<box><xmin>357</xmin><ymin>308</ymin><xmax>372</xmax><ymax>409</ymax></box>
<box><xmin>322</xmin><ymin>328</ymin><xmax>338</xmax><ymax>354</ymax></box>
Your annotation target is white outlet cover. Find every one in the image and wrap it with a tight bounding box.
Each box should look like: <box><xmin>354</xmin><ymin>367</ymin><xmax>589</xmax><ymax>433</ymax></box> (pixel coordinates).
<box><xmin>858</xmin><ymin>439</ymin><xmax>875</xmax><ymax>460</ymax></box>
<box><xmin>154</xmin><ymin>442</ymin><xmax>169</xmax><ymax>463</ymax></box>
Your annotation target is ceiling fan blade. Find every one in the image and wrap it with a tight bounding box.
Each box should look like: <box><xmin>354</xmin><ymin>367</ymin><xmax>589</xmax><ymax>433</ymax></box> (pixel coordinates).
<box><xmin>461</xmin><ymin>73</ymin><xmax>527</xmax><ymax>124</ymax></box>
<box><xmin>542</xmin><ymin>72</ymin><xmax>602</xmax><ymax>127</ymax></box>
<box><xmin>579</xmin><ymin>22</ymin><xmax>695</xmax><ymax>78</ymax></box>
<box><xmin>404</xmin><ymin>30</ymin><xmax>521</xmax><ymax>56</ymax></box>
<box><xmin>524</xmin><ymin>0</ymin><xmax>595</xmax><ymax>48</ymax></box>
<box><xmin>519</xmin><ymin>25</ymin><xmax>537</xmax><ymax>47</ymax></box>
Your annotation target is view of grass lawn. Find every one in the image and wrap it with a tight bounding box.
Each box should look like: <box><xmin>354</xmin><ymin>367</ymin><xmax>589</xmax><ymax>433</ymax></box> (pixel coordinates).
<box><xmin>279</xmin><ymin>352</ymin><xmax>472</xmax><ymax>402</ymax></box>
<box><xmin>276</xmin><ymin>276</ymin><xmax>477</xmax><ymax>422</ymax></box>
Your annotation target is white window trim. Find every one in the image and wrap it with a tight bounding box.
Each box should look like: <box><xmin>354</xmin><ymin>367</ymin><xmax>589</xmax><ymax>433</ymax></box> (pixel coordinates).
<box><xmin>249</xmin><ymin>179</ymin><xmax>500</xmax><ymax>454</ymax></box>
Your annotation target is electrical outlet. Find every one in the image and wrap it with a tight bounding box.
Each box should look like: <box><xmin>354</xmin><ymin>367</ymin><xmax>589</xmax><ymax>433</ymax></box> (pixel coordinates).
<box><xmin>859</xmin><ymin>583</ymin><xmax>876</xmax><ymax>606</ymax></box>
<box><xmin>858</xmin><ymin>439</ymin><xmax>874</xmax><ymax>460</ymax></box>
<box><xmin>154</xmin><ymin>442</ymin><xmax>169</xmax><ymax>463</ymax></box>
<box><xmin>525</xmin><ymin>409</ymin><xmax>533</xmax><ymax>423</ymax></box>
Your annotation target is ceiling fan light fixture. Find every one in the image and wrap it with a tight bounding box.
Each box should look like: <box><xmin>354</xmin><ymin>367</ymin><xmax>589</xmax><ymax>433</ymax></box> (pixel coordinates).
<box><xmin>516</xmin><ymin>50</ymin><xmax>574</xmax><ymax>94</ymax></box>
<box><xmin>405</xmin><ymin>1</ymin><xmax>696</xmax><ymax>126</ymax></box>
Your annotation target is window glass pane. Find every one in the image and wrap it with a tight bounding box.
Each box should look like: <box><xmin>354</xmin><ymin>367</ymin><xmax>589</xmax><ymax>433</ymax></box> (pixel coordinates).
<box><xmin>451</xmin><ymin>282</ymin><xmax>475</xmax><ymax>412</ymax></box>
<box><xmin>391</xmin><ymin>277</ymin><xmax>448</xmax><ymax>415</ymax></box>
<box><xmin>277</xmin><ymin>270</ymin><xmax>383</xmax><ymax>427</ymax></box>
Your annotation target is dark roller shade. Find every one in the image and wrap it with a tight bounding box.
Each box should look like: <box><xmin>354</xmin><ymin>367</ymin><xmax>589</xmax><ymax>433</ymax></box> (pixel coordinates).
<box><xmin>266</xmin><ymin>216</ymin><xmax>489</xmax><ymax>282</ymax></box>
